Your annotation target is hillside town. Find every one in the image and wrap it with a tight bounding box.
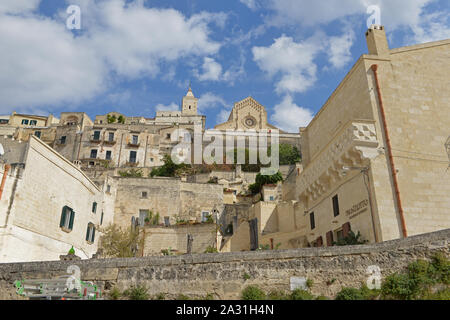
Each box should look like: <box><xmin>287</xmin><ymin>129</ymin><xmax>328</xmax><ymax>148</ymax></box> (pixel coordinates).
<box><xmin>1</xmin><ymin>25</ymin><xmax>448</xmax><ymax>267</ymax></box>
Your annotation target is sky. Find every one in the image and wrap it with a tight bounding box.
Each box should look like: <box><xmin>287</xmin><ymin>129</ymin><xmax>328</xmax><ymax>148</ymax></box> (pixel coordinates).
<box><xmin>0</xmin><ymin>0</ymin><xmax>449</xmax><ymax>132</ymax></box>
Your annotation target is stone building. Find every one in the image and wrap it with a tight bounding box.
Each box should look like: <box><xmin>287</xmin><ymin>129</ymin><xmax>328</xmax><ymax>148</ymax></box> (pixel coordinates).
<box><xmin>0</xmin><ymin>136</ymin><xmax>108</xmax><ymax>263</ymax></box>
<box><xmin>224</xmin><ymin>26</ymin><xmax>450</xmax><ymax>251</ymax></box>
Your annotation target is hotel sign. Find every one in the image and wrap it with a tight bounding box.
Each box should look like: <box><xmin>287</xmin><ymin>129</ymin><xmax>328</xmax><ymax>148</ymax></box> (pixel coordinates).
<box><xmin>345</xmin><ymin>199</ymin><xmax>369</xmax><ymax>219</ymax></box>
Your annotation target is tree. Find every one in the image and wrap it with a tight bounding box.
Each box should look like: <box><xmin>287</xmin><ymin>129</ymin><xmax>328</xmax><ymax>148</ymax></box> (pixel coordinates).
<box><xmin>248</xmin><ymin>171</ymin><xmax>283</xmax><ymax>195</ymax></box>
<box><xmin>107</xmin><ymin>114</ymin><xmax>117</xmax><ymax>124</ymax></box>
<box><xmin>98</xmin><ymin>224</ymin><xmax>140</xmax><ymax>258</ymax></box>
<box><xmin>277</xmin><ymin>144</ymin><xmax>301</xmax><ymax>165</ymax></box>
<box><xmin>150</xmin><ymin>154</ymin><xmax>190</xmax><ymax>177</ymax></box>
<box><xmin>117</xmin><ymin>115</ymin><xmax>125</xmax><ymax>124</ymax></box>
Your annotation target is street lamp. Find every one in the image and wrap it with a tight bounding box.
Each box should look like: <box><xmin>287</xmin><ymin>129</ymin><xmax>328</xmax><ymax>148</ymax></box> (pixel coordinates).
<box><xmin>341</xmin><ymin>165</ymin><xmax>378</xmax><ymax>242</ymax></box>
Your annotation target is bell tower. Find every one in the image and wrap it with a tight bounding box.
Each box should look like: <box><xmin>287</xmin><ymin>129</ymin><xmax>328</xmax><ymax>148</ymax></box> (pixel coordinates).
<box><xmin>181</xmin><ymin>83</ymin><xmax>198</xmax><ymax>115</ymax></box>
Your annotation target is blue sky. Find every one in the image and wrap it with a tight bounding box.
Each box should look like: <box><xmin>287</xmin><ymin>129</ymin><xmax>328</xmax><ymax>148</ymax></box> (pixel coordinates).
<box><xmin>0</xmin><ymin>0</ymin><xmax>449</xmax><ymax>132</ymax></box>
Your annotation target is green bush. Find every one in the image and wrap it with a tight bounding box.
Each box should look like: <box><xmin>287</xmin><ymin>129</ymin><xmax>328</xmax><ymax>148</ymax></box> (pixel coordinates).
<box><xmin>241</xmin><ymin>286</ymin><xmax>266</xmax><ymax>300</ymax></box>
<box><xmin>124</xmin><ymin>285</ymin><xmax>149</xmax><ymax>300</ymax></box>
<box><xmin>150</xmin><ymin>154</ymin><xmax>190</xmax><ymax>178</ymax></box>
<box><xmin>204</xmin><ymin>246</ymin><xmax>218</xmax><ymax>253</ymax></box>
<box><xmin>109</xmin><ymin>287</ymin><xmax>121</xmax><ymax>300</ymax></box>
<box><xmin>267</xmin><ymin>290</ymin><xmax>290</xmax><ymax>300</ymax></box>
<box><xmin>290</xmin><ymin>289</ymin><xmax>314</xmax><ymax>300</ymax></box>
<box><xmin>333</xmin><ymin>231</ymin><xmax>368</xmax><ymax>246</ymax></box>
<box><xmin>335</xmin><ymin>287</ymin><xmax>365</xmax><ymax>300</ymax></box>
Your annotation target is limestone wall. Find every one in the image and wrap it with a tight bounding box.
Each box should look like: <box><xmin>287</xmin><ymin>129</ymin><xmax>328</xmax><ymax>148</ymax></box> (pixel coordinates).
<box><xmin>0</xmin><ymin>229</ymin><xmax>447</xmax><ymax>300</ymax></box>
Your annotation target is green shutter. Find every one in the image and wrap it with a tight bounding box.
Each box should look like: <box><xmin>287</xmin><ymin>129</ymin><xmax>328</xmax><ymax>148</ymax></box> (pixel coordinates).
<box><xmin>68</xmin><ymin>210</ymin><xmax>75</xmax><ymax>230</ymax></box>
<box><xmin>60</xmin><ymin>207</ymin><xmax>67</xmax><ymax>228</ymax></box>
<box><xmin>86</xmin><ymin>225</ymin><xmax>90</xmax><ymax>241</ymax></box>
<box><xmin>100</xmin><ymin>212</ymin><xmax>104</xmax><ymax>225</ymax></box>
<box><xmin>92</xmin><ymin>227</ymin><xmax>96</xmax><ymax>242</ymax></box>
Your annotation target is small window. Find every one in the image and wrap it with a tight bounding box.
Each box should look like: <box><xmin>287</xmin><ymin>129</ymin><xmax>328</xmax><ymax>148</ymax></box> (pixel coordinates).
<box><xmin>60</xmin><ymin>206</ymin><xmax>75</xmax><ymax>231</ymax></box>
<box><xmin>166</xmin><ymin>133</ymin><xmax>171</xmax><ymax>139</ymax></box>
<box><xmin>21</xmin><ymin>119</ymin><xmax>29</xmax><ymax>125</ymax></box>
<box><xmin>164</xmin><ymin>217</ymin><xmax>170</xmax><ymax>227</ymax></box>
<box><xmin>108</xmin><ymin>132</ymin><xmax>114</xmax><ymax>142</ymax></box>
<box><xmin>90</xmin><ymin>149</ymin><xmax>98</xmax><ymax>159</ymax></box>
<box><xmin>106</xmin><ymin>185</ymin><xmax>111</xmax><ymax>193</ymax></box>
<box><xmin>202</xmin><ymin>211</ymin><xmax>211</xmax><ymax>222</ymax></box>
<box><xmin>30</xmin><ymin>120</ymin><xmax>37</xmax><ymax>126</ymax></box>
<box><xmin>150</xmin><ymin>158</ymin><xmax>154</xmax><ymax>162</ymax></box>
<box><xmin>141</xmin><ymin>191</ymin><xmax>148</xmax><ymax>198</ymax></box>
<box><xmin>106</xmin><ymin>151</ymin><xmax>112</xmax><ymax>160</ymax></box>
<box><xmin>93</xmin><ymin>131</ymin><xmax>101</xmax><ymax>140</ymax></box>
<box><xmin>139</xmin><ymin>210</ymin><xmax>149</xmax><ymax>226</ymax></box>
<box><xmin>129</xmin><ymin>151</ymin><xmax>137</xmax><ymax>163</ymax></box>
<box><xmin>310</xmin><ymin>212</ymin><xmax>315</xmax><ymax>230</ymax></box>
<box><xmin>60</xmin><ymin>136</ymin><xmax>67</xmax><ymax>144</ymax></box>
<box><xmin>34</xmin><ymin>131</ymin><xmax>41</xmax><ymax>138</ymax></box>
<box><xmin>332</xmin><ymin>195</ymin><xmax>340</xmax><ymax>217</ymax></box>
<box><xmin>86</xmin><ymin>223</ymin><xmax>95</xmax><ymax>243</ymax></box>
<box><xmin>132</xmin><ymin>135</ymin><xmax>139</xmax><ymax>145</ymax></box>
<box><xmin>269</xmin><ymin>196</ymin><xmax>274</xmax><ymax>201</ymax></box>
<box><xmin>92</xmin><ymin>202</ymin><xmax>97</xmax><ymax>214</ymax></box>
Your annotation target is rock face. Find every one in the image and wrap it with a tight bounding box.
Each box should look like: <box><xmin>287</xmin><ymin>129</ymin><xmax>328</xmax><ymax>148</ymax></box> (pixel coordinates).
<box><xmin>0</xmin><ymin>229</ymin><xmax>448</xmax><ymax>300</ymax></box>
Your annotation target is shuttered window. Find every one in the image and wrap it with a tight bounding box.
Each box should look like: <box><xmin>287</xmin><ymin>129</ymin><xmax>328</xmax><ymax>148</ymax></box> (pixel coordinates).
<box><xmin>326</xmin><ymin>231</ymin><xmax>334</xmax><ymax>246</ymax></box>
<box><xmin>86</xmin><ymin>223</ymin><xmax>95</xmax><ymax>243</ymax></box>
<box><xmin>310</xmin><ymin>212</ymin><xmax>315</xmax><ymax>230</ymax></box>
<box><xmin>60</xmin><ymin>206</ymin><xmax>75</xmax><ymax>231</ymax></box>
<box><xmin>332</xmin><ymin>195</ymin><xmax>340</xmax><ymax>217</ymax></box>
<box><xmin>92</xmin><ymin>202</ymin><xmax>97</xmax><ymax>214</ymax></box>
<box><xmin>342</xmin><ymin>222</ymin><xmax>351</xmax><ymax>238</ymax></box>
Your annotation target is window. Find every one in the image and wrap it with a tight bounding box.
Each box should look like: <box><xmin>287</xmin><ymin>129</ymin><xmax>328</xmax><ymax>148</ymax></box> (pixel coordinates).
<box><xmin>86</xmin><ymin>223</ymin><xmax>95</xmax><ymax>243</ymax></box>
<box><xmin>202</xmin><ymin>211</ymin><xmax>211</xmax><ymax>222</ymax></box>
<box><xmin>100</xmin><ymin>212</ymin><xmax>104</xmax><ymax>225</ymax></box>
<box><xmin>30</xmin><ymin>120</ymin><xmax>37</xmax><ymax>126</ymax></box>
<box><xmin>132</xmin><ymin>135</ymin><xmax>138</xmax><ymax>145</ymax></box>
<box><xmin>93</xmin><ymin>131</ymin><xmax>101</xmax><ymax>140</ymax></box>
<box><xmin>164</xmin><ymin>217</ymin><xmax>170</xmax><ymax>227</ymax></box>
<box><xmin>106</xmin><ymin>185</ymin><xmax>111</xmax><ymax>193</ymax></box>
<box><xmin>108</xmin><ymin>132</ymin><xmax>114</xmax><ymax>142</ymax></box>
<box><xmin>150</xmin><ymin>158</ymin><xmax>154</xmax><ymax>162</ymax></box>
<box><xmin>59</xmin><ymin>206</ymin><xmax>75</xmax><ymax>231</ymax></box>
<box><xmin>92</xmin><ymin>202</ymin><xmax>97</xmax><ymax>214</ymax></box>
<box><xmin>21</xmin><ymin>119</ymin><xmax>29</xmax><ymax>125</ymax></box>
<box><xmin>60</xmin><ymin>136</ymin><xmax>67</xmax><ymax>144</ymax></box>
<box><xmin>129</xmin><ymin>151</ymin><xmax>137</xmax><ymax>163</ymax></box>
<box><xmin>269</xmin><ymin>196</ymin><xmax>274</xmax><ymax>201</ymax></box>
<box><xmin>166</xmin><ymin>133</ymin><xmax>171</xmax><ymax>140</ymax></box>
<box><xmin>34</xmin><ymin>131</ymin><xmax>41</xmax><ymax>138</ymax></box>
<box><xmin>139</xmin><ymin>210</ymin><xmax>149</xmax><ymax>226</ymax></box>
<box><xmin>332</xmin><ymin>195</ymin><xmax>340</xmax><ymax>217</ymax></box>
<box><xmin>106</xmin><ymin>151</ymin><xmax>112</xmax><ymax>160</ymax></box>
<box><xmin>310</xmin><ymin>212</ymin><xmax>315</xmax><ymax>230</ymax></box>
<box><xmin>90</xmin><ymin>149</ymin><xmax>98</xmax><ymax>159</ymax></box>
<box><xmin>141</xmin><ymin>191</ymin><xmax>148</xmax><ymax>198</ymax></box>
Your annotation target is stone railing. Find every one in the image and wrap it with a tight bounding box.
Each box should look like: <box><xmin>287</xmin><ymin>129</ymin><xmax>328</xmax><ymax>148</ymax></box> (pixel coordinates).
<box><xmin>298</xmin><ymin>120</ymin><xmax>379</xmax><ymax>202</ymax></box>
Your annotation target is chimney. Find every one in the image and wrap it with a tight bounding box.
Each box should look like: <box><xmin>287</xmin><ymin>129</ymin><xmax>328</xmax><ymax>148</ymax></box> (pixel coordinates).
<box><xmin>365</xmin><ymin>25</ymin><xmax>390</xmax><ymax>56</ymax></box>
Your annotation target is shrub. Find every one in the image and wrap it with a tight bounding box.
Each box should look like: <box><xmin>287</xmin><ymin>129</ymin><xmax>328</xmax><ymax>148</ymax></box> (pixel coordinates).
<box><xmin>335</xmin><ymin>287</ymin><xmax>365</xmax><ymax>300</ymax></box>
<box><xmin>119</xmin><ymin>169</ymin><xmax>143</xmax><ymax>178</ymax></box>
<box><xmin>241</xmin><ymin>286</ymin><xmax>266</xmax><ymax>300</ymax></box>
<box><xmin>291</xmin><ymin>289</ymin><xmax>314</xmax><ymax>300</ymax></box>
<box><xmin>306</xmin><ymin>278</ymin><xmax>314</xmax><ymax>289</ymax></box>
<box><xmin>125</xmin><ymin>285</ymin><xmax>149</xmax><ymax>300</ymax></box>
<box><xmin>98</xmin><ymin>224</ymin><xmax>140</xmax><ymax>258</ymax></box>
<box><xmin>267</xmin><ymin>290</ymin><xmax>289</xmax><ymax>300</ymax></box>
<box><xmin>243</xmin><ymin>273</ymin><xmax>251</xmax><ymax>281</ymax></box>
<box><xmin>154</xmin><ymin>293</ymin><xmax>166</xmax><ymax>300</ymax></box>
<box><xmin>109</xmin><ymin>287</ymin><xmax>121</xmax><ymax>300</ymax></box>
<box><xmin>333</xmin><ymin>231</ymin><xmax>368</xmax><ymax>246</ymax></box>
<box><xmin>204</xmin><ymin>246</ymin><xmax>218</xmax><ymax>253</ymax></box>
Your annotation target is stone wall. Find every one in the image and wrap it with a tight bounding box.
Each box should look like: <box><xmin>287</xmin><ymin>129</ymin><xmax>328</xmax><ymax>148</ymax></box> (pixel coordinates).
<box><xmin>0</xmin><ymin>228</ymin><xmax>447</xmax><ymax>300</ymax></box>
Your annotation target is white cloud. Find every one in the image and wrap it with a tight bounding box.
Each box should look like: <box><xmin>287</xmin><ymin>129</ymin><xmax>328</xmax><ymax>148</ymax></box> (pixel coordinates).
<box><xmin>216</xmin><ymin>109</ymin><xmax>231</xmax><ymax>124</ymax></box>
<box><xmin>327</xmin><ymin>29</ymin><xmax>356</xmax><ymax>69</ymax></box>
<box><xmin>240</xmin><ymin>0</ymin><xmax>259</xmax><ymax>10</ymax></box>
<box><xmin>197</xmin><ymin>92</ymin><xmax>228</xmax><ymax>111</ymax></box>
<box><xmin>0</xmin><ymin>0</ymin><xmax>41</xmax><ymax>14</ymax></box>
<box><xmin>271</xmin><ymin>95</ymin><xmax>314</xmax><ymax>132</ymax></box>
<box><xmin>0</xmin><ymin>0</ymin><xmax>222</xmax><ymax>112</ymax></box>
<box><xmin>252</xmin><ymin>34</ymin><xmax>323</xmax><ymax>94</ymax></box>
<box><xmin>155</xmin><ymin>102</ymin><xmax>179</xmax><ymax>111</ymax></box>
<box><xmin>197</xmin><ymin>57</ymin><xmax>223</xmax><ymax>81</ymax></box>
<box><xmin>266</xmin><ymin>0</ymin><xmax>433</xmax><ymax>30</ymax></box>
<box><xmin>410</xmin><ymin>11</ymin><xmax>450</xmax><ymax>44</ymax></box>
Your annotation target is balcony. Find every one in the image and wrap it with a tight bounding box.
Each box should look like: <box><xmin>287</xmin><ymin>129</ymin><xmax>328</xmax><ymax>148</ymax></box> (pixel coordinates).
<box><xmin>90</xmin><ymin>135</ymin><xmax>101</xmax><ymax>143</ymax></box>
<box><xmin>127</xmin><ymin>142</ymin><xmax>140</xmax><ymax>148</ymax></box>
<box><xmin>103</xmin><ymin>139</ymin><xmax>116</xmax><ymax>145</ymax></box>
<box><xmin>297</xmin><ymin>120</ymin><xmax>379</xmax><ymax>202</ymax></box>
